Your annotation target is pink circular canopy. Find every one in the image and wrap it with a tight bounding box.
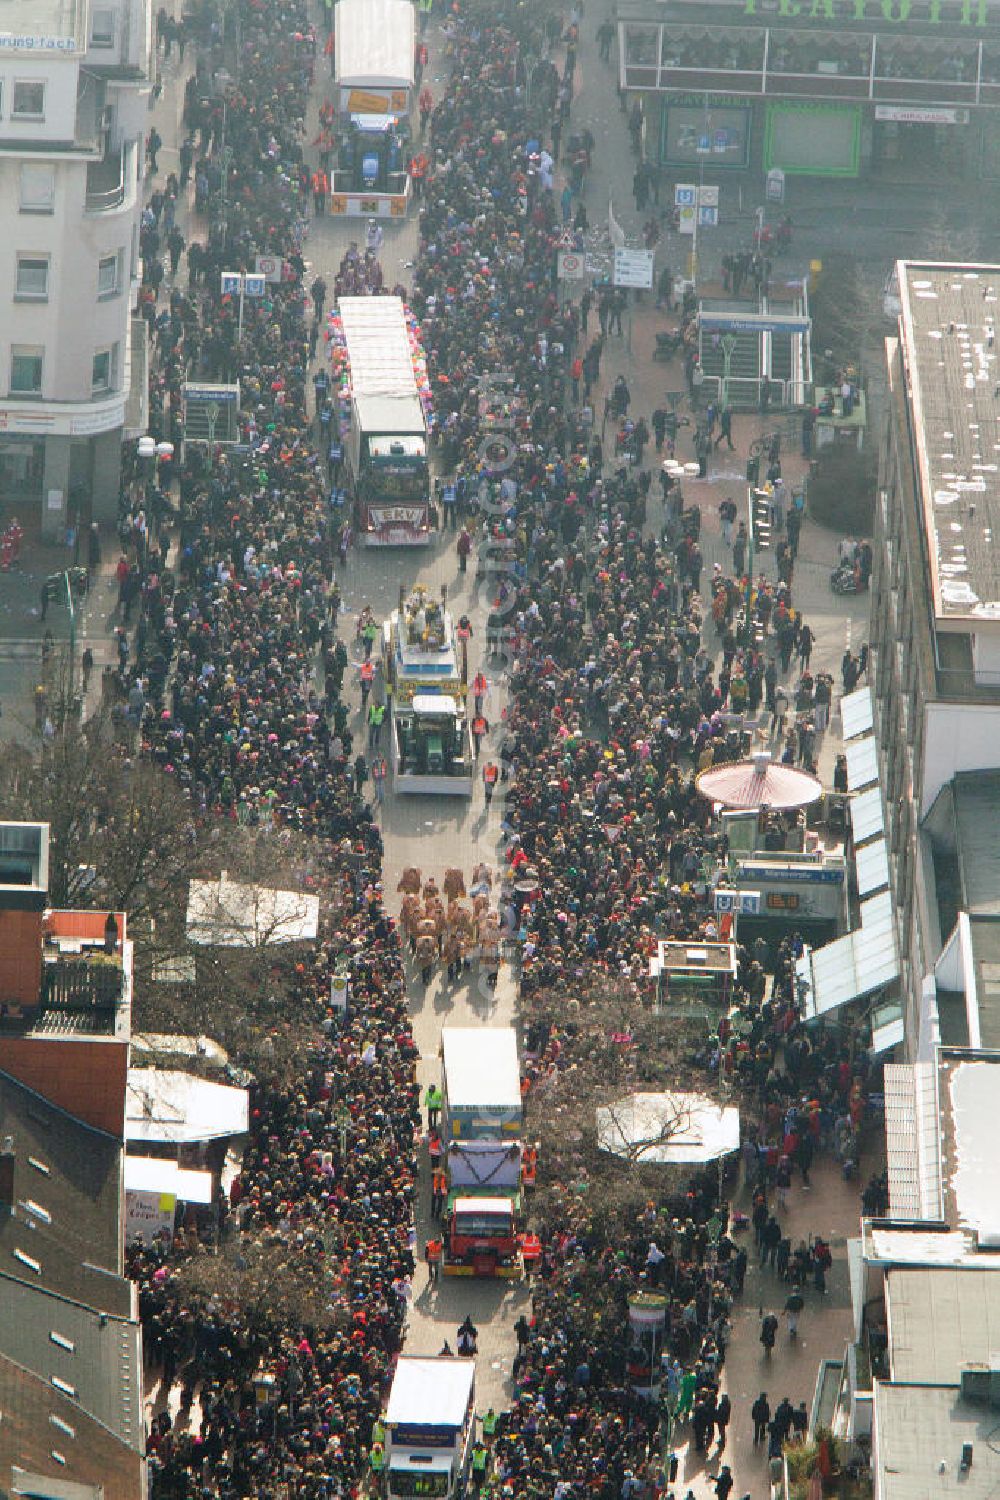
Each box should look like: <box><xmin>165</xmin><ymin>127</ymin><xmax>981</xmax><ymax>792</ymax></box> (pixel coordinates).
<box><xmin>695</xmin><ymin>754</ymin><xmax>823</xmax><ymax>811</ymax></box>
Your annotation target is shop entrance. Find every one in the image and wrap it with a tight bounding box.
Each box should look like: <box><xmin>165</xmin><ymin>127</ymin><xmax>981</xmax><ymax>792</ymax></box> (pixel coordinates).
<box><xmin>0</xmin><ymin>439</ymin><xmax>44</xmax><ymax>520</ymax></box>
<box><xmin>873</xmin><ymin>120</ymin><xmax>968</xmax><ymax>181</ymax></box>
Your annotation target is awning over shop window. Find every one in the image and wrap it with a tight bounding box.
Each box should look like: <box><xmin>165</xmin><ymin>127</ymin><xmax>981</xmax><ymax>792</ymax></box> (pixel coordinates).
<box><xmin>796</xmin><ymin>891</ymin><xmax>898</xmax><ymax>1018</ymax></box>
<box><xmin>850</xmin><ymin>785</ymin><xmax>885</xmax><ymax>844</ymax></box>
<box><xmin>846</xmin><ymin>735</ymin><xmax>878</xmax><ymax>791</ymax></box>
<box><xmin>856</xmin><ymin>836</ymin><xmax>890</xmax><ymax>898</ymax></box>
<box><xmin>841</xmin><ymin>685</ymin><xmax>873</xmax><ymax>741</ymax></box>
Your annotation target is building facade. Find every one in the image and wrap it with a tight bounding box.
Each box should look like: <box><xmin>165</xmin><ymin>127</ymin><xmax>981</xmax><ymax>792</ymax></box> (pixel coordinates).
<box><xmin>618</xmin><ymin>0</ymin><xmax>1000</xmax><ymax>181</ymax></box>
<box><xmin>869</xmin><ymin>261</ymin><xmax>1000</xmax><ymax>1058</ymax></box>
<box><xmin>0</xmin><ymin>0</ymin><xmax>151</xmax><ymax>537</ymax></box>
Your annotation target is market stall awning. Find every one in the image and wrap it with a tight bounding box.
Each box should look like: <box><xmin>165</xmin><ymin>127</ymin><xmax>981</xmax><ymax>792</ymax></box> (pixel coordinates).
<box><xmin>596</xmin><ymin>1091</ymin><xmax>740</xmax><ymax>1166</ymax></box>
<box><xmin>696</xmin><ymin>753</ymin><xmax>822</xmax><ymax>811</ymax></box>
<box><xmin>795</xmin><ymin>890</ymin><xmax>898</xmax><ymax>1018</ymax></box>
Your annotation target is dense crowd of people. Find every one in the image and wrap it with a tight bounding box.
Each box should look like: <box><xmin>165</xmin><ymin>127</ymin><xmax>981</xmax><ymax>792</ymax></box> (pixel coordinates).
<box><xmin>101</xmin><ymin>0</ymin><xmax>884</xmax><ymax>1494</ymax></box>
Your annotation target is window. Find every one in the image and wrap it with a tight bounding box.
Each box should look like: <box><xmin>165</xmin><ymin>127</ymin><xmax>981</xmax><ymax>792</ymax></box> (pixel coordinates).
<box><xmin>12</xmin><ymin>80</ymin><xmax>46</xmax><ymax>119</ymax></box>
<box><xmin>10</xmin><ymin>347</ymin><xmax>43</xmax><ymax>396</ymax></box>
<box><xmin>19</xmin><ymin>164</ymin><xmax>55</xmax><ymax>214</ymax></box>
<box><xmin>92</xmin><ymin>344</ymin><xmax>118</xmax><ymax>394</ymax></box>
<box><xmin>15</xmin><ymin>255</ymin><xmax>49</xmax><ymax>300</ymax></box>
<box><xmin>90</xmin><ymin>7</ymin><xmax>116</xmax><ymax>46</ymax></box>
<box><xmin>97</xmin><ymin>252</ymin><xmax>120</xmax><ymax>299</ymax></box>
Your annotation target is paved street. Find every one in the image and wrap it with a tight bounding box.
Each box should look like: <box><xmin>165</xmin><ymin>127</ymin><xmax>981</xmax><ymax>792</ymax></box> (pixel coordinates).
<box><xmin>9</xmin><ymin>0</ymin><xmax>869</xmax><ymax>1484</ymax></box>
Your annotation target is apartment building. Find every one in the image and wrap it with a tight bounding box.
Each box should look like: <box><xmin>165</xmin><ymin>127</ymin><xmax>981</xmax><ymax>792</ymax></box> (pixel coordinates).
<box><xmin>866</xmin><ymin>261</ymin><xmax>1000</xmax><ymax>1057</ymax></box>
<box><xmin>0</xmin><ymin>0</ymin><xmax>152</xmax><ymax>539</ymax></box>
<box><xmin>0</xmin><ymin>820</ymin><xmax>145</xmax><ymax>1498</ymax></box>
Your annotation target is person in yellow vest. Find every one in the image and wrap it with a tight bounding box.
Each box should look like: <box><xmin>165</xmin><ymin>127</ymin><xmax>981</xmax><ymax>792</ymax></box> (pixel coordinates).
<box><xmin>370</xmin><ymin>1439</ymin><xmax>385</xmax><ymax>1478</ymax></box>
<box><xmin>482</xmin><ymin>1407</ymin><xmax>498</xmax><ymax>1441</ymax></box>
<box><xmin>471</xmin><ymin>1440</ymin><xmax>488</xmax><ymax>1489</ymax></box>
<box><xmin>372</xmin><ymin>1417</ymin><xmax>386</xmax><ymax>1449</ymax></box>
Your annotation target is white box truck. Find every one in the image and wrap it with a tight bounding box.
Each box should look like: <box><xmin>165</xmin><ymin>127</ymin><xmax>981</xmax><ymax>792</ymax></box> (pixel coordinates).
<box><xmin>336</xmin><ymin>297</ymin><xmax>430</xmax><ymax>546</ymax></box>
<box><xmin>383</xmin><ymin>1355</ymin><xmax>476</xmax><ymax>1498</ymax></box>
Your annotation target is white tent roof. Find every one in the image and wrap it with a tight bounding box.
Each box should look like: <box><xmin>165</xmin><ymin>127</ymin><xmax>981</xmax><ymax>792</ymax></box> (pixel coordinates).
<box><xmin>442</xmin><ymin>1028</ymin><xmax>521</xmax><ymax>1112</ymax></box>
<box><xmin>386</xmin><ymin>1357</ymin><xmax>474</xmax><ymax>1429</ymax></box>
<box><xmin>335</xmin><ymin>0</ymin><xmax>415</xmax><ymax>89</ymax></box>
<box><xmin>596</xmin><ymin>1091</ymin><xmax>740</xmax><ymax>1166</ymax></box>
<box><xmin>186</xmin><ymin>872</ymin><xmax>319</xmax><ymax>947</ymax></box>
<box><xmin>126</xmin><ymin>1068</ymin><xmax>249</xmax><ymax>1146</ymax></box>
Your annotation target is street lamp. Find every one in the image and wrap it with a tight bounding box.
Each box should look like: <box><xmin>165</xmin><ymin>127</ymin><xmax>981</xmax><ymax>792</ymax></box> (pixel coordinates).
<box><xmin>744</xmin><ymin>485</ymin><xmax>772</xmax><ymax>647</ymax></box>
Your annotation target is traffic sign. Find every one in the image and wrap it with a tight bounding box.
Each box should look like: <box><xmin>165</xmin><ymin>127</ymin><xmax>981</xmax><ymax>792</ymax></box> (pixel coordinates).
<box><xmin>557</xmin><ymin>250</ymin><xmax>584</xmax><ymax>281</ymax></box>
<box><xmin>612</xmin><ymin>247</ymin><xmax>654</xmax><ymax>289</ymax></box>
<box><xmin>678</xmin><ymin>205</ymin><xmax>696</xmax><ymax>236</ymax></box>
<box><xmin>244</xmin><ymin>274</ymin><xmax>266</xmax><ymax>298</ymax></box>
<box><xmin>714</xmin><ymin>889</ymin><xmax>761</xmax><ymax>916</ymax></box>
<box><xmin>698</xmin><ymin>205</ymin><xmax>719</xmax><ymax>228</ymax></box>
<box><xmin>674</xmin><ymin>183</ymin><xmax>696</xmax><ymax>207</ymax></box>
<box><xmin>255</xmin><ymin>254</ymin><xmax>283</xmax><ymax>284</ymax></box>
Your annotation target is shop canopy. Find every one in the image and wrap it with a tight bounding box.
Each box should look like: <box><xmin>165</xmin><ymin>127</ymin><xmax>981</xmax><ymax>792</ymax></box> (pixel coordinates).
<box><xmin>126</xmin><ymin>1068</ymin><xmax>249</xmax><ymax>1146</ymax></box>
<box><xmin>335</xmin><ymin>0</ymin><xmax>415</xmax><ymax>90</ymax></box>
<box><xmin>696</xmin><ymin>752</ymin><xmax>822</xmax><ymax>810</ymax></box>
<box><xmin>795</xmin><ymin>890</ymin><xmax>899</xmax><ymax>1019</ymax></box>
<box><xmin>596</xmin><ymin>1091</ymin><xmax>740</xmax><ymax>1166</ymax></box>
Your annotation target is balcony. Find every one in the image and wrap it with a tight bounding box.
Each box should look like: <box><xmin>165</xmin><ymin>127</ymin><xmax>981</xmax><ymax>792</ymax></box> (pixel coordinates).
<box><xmin>86</xmin><ymin>139</ymin><xmax>135</xmax><ymax>212</ymax></box>
<box><xmin>41</xmin><ymin>954</ymin><xmax>125</xmax><ymax>1014</ymax></box>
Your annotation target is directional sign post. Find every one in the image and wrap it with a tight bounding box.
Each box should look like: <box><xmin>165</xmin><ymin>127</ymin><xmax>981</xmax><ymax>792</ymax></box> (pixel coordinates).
<box><xmin>612</xmin><ymin>247</ymin><xmax>654</xmax><ymax>289</ymax></box>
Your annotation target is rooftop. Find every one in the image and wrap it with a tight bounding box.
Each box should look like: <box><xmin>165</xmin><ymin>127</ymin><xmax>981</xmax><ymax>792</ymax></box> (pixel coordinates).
<box><xmin>0</xmin><ymin>1070</ymin><xmax>128</xmax><ymax>1314</ymax></box>
<box><xmin>874</xmin><ymin>1383</ymin><xmax>999</xmax><ymax>1500</ymax></box>
<box><xmin>887</xmin><ymin>1267</ymin><xmax>1000</xmax><ymax>1384</ymax></box>
<box><xmin>0</xmin><ymin>1361</ymin><xmax>144</xmax><ymax>1500</ymax></box>
<box><xmin>0</xmin><ymin>0</ymin><xmax>82</xmax><ymax>47</ymax></box>
<box><xmin>898</xmin><ymin>262</ymin><xmax>1000</xmax><ymax>628</ymax></box>
<box><xmin>0</xmin><ymin>1275</ymin><xmax>142</xmax><ymax>1452</ymax></box>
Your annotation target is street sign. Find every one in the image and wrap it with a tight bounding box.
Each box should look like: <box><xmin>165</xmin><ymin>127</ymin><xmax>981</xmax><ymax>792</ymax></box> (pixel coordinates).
<box><xmin>678</xmin><ymin>205</ymin><xmax>696</xmax><ymax>236</ymax></box>
<box><xmin>714</xmin><ymin>889</ymin><xmax>761</xmax><ymax>915</ymax></box>
<box><xmin>244</xmin><ymin>274</ymin><xmax>266</xmax><ymax>298</ymax></box>
<box><xmin>698</xmin><ymin>205</ymin><xmax>719</xmax><ymax>227</ymax></box>
<box><xmin>221</xmin><ymin>271</ymin><xmax>242</xmax><ymax>296</ymax></box>
<box><xmin>674</xmin><ymin>183</ymin><xmax>696</xmax><ymax>207</ymax></box>
<box><xmin>766</xmin><ymin>167</ymin><xmax>786</xmax><ymax>203</ymax></box>
<box><xmin>255</xmin><ymin>254</ymin><xmax>283</xmax><ymax>284</ymax></box>
<box><xmin>557</xmin><ymin>250</ymin><xmax>584</xmax><ymax>281</ymax></box>
<box><xmin>698</xmin><ymin>185</ymin><xmax>719</xmax><ymax>207</ymax></box>
<box><xmin>612</xmin><ymin>247</ymin><xmax>654</xmax><ymax>289</ymax></box>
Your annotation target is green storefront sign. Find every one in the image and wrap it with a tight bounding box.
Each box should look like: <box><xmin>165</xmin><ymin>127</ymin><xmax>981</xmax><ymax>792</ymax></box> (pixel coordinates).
<box><xmin>744</xmin><ymin>0</ymin><xmax>990</xmax><ymax>22</ymax></box>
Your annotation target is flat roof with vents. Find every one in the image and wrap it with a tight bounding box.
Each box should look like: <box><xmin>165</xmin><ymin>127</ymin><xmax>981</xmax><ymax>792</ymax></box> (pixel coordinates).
<box><xmin>899</xmin><ymin>262</ymin><xmax>1000</xmax><ymax>627</ymax></box>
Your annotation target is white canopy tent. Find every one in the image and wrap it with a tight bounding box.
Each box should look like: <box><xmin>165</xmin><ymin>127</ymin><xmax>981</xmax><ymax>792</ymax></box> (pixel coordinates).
<box><xmin>596</xmin><ymin>1091</ymin><xmax>740</xmax><ymax>1166</ymax></box>
<box><xmin>335</xmin><ymin>0</ymin><xmax>415</xmax><ymax>92</ymax></box>
<box><xmin>186</xmin><ymin>872</ymin><xmax>319</xmax><ymax>947</ymax></box>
